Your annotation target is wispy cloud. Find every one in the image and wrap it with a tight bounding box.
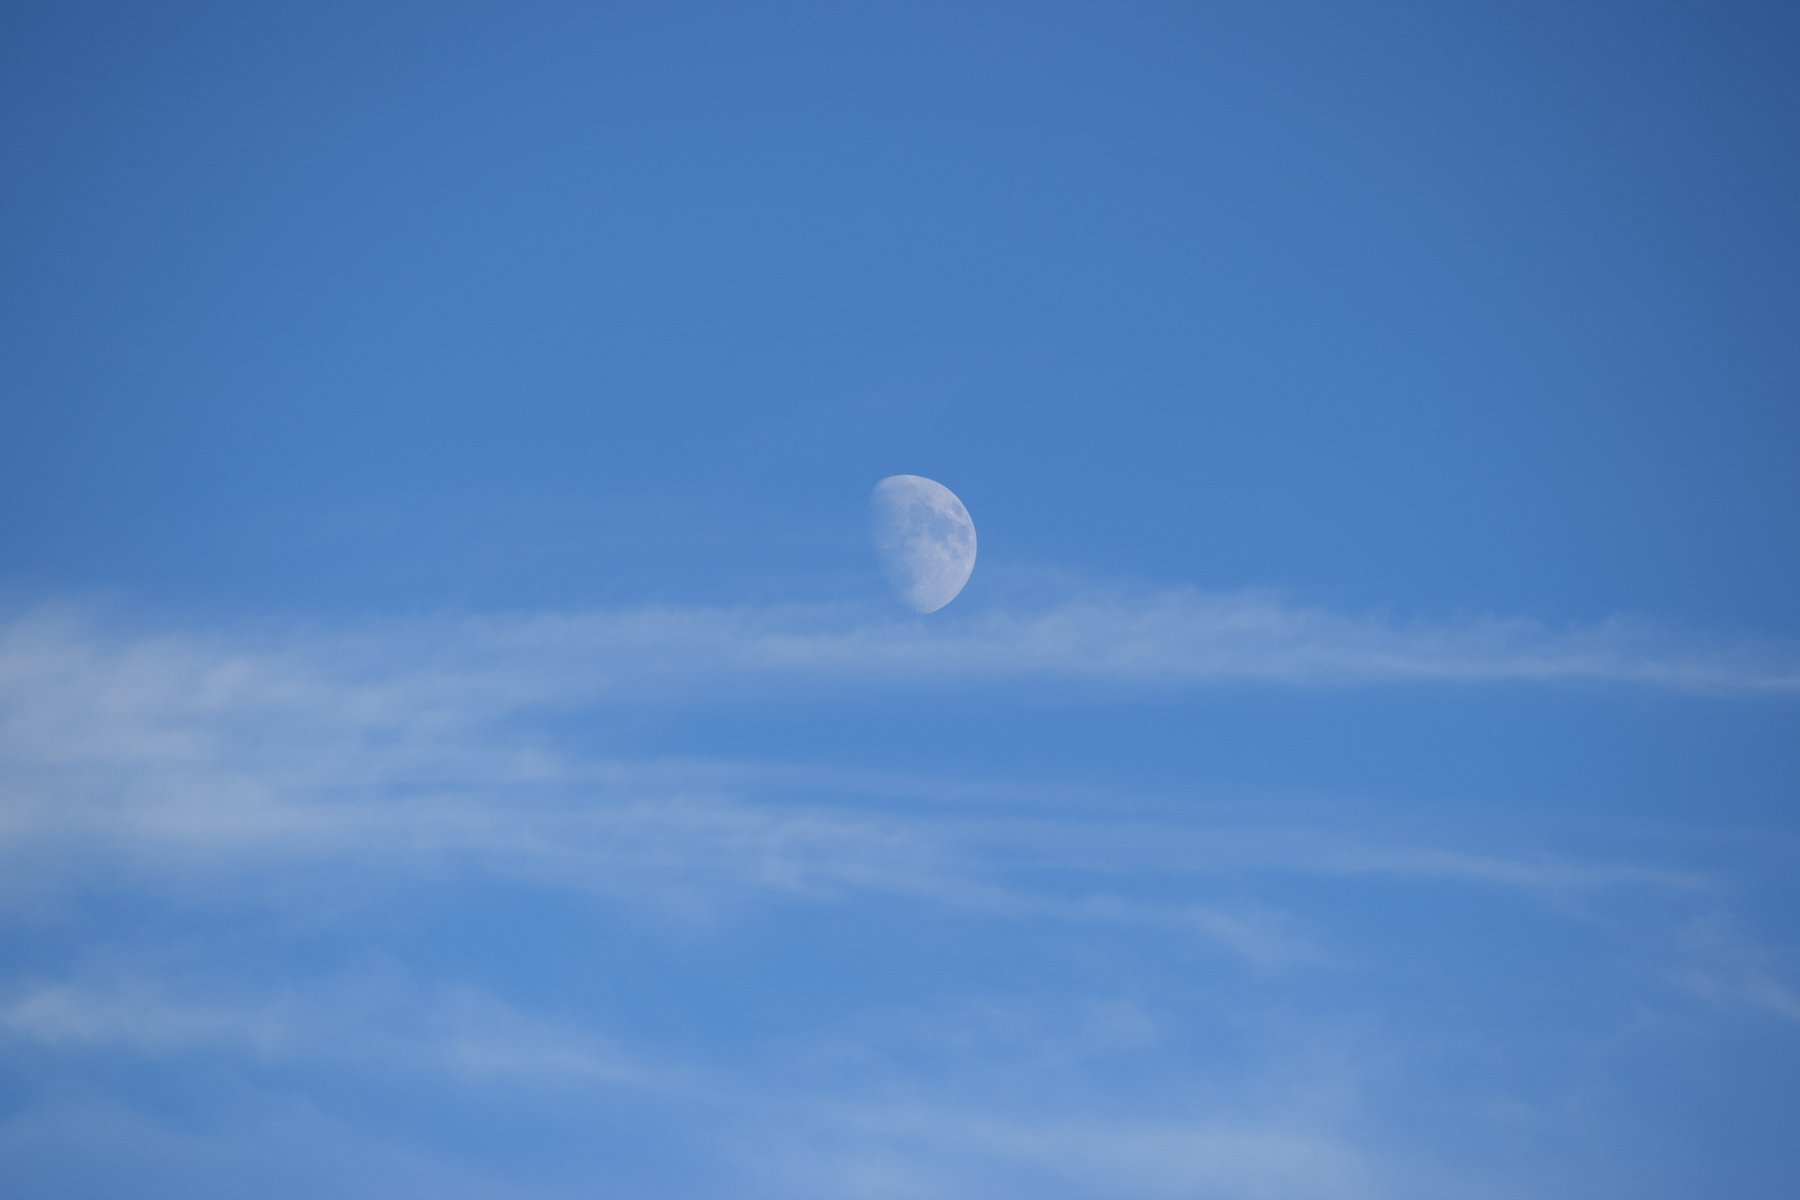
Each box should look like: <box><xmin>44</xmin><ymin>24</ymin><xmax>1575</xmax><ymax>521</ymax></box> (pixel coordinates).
<box><xmin>711</xmin><ymin>590</ymin><xmax>1800</xmax><ymax>693</ymax></box>
<box><xmin>3</xmin><ymin>595</ymin><xmax>1791</xmax><ymax>1199</ymax></box>
<box><xmin>0</xmin><ymin>1089</ymin><xmax>551</xmax><ymax>1200</ymax></box>
<box><xmin>0</xmin><ymin>599</ymin><xmax>1728</xmax><ymax>930</ymax></box>
<box><xmin>0</xmin><ymin>966</ymin><xmax>671</xmax><ymax>1090</ymax></box>
<box><xmin>6</xmin><ymin>587</ymin><xmax>1792</xmax><ymax>751</ymax></box>
<box><xmin>1670</xmin><ymin>915</ymin><xmax>1800</xmax><ymax>1022</ymax></box>
<box><xmin>0</xmin><ymin>964</ymin><xmax>1404</xmax><ymax>1200</ymax></box>
<box><xmin>738</xmin><ymin>1104</ymin><xmax>1388</xmax><ymax>1200</ymax></box>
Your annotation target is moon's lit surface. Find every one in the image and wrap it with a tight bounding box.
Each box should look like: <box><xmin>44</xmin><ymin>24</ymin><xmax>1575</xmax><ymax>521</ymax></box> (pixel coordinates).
<box><xmin>871</xmin><ymin>475</ymin><xmax>977</xmax><ymax>613</ymax></box>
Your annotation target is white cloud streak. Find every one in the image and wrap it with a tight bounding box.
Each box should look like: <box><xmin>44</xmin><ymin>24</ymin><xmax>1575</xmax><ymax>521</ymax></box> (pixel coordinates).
<box><xmin>1</xmin><ymin>595</ymin><xmax>1790</xmax><ymax>1199</ymax></box>
<box><xmin>0</xmin><ymin>968</ymin><xmax>671</xmax><ymax>1090</ymax></box>
<box><xmin>7</xmin><ymin>586</ymin><xmax>1791</xmax><ymax>746</ymax></box>
<box><xmin>0</xmin><ymin>598</ymin><xmax>1725</xmax><ymax>936</ymax></box>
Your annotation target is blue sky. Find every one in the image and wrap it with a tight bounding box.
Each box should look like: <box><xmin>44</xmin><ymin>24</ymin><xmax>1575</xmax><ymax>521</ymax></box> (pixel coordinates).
<box><xmin>2</xmin><ymin>3</ymin><xmax>1798</xmax><ymax>1196</ymax></box>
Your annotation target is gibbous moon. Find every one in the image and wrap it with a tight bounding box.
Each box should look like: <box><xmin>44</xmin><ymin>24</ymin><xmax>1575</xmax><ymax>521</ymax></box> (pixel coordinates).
<box><xmin>871</xmin><ymin>474</ymin><xmax>977</xmax><ymax>614</ymax></box>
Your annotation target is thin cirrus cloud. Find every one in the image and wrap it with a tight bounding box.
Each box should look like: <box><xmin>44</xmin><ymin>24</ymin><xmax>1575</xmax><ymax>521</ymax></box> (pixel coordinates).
<box><xmin>3</xmin><ymin>593</ymin><xmax>1796</xmax><ymax>1199</ymax></box>
<box><xmin>437</xmin><ymin>594</ymin><xmax>1800</xmax><ymax>698</ymax></box>
<box><xmin>0</xmin><ymin>966</ymin><xmax>670</xmax><ymax>1092</ymax></box>
<box><xmin>0</xmin><ymin>590</ymin><xmax>1775</xmax><ymax>929</ymax></box>
<box><xmin>4</xmin><ymin>587</ymin><xmax>1794</xmax><ymax>735</ymax></box>
<box><xmin>0</xmin><ymin>594</ymin><xmax>1741</xmax><ymax>952</ymax></box>
<box><xmin>0</xmin><ymin>963</ymin><xmax>1398</xmax><ymax>1200</ymax></box>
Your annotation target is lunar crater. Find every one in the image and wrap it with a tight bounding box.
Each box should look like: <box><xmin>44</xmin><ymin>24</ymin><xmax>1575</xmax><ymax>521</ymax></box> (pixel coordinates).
<box><xmin>871</xmin><ymin>474</ymin><xmax>977</xmax><ymax>614</ymax></box>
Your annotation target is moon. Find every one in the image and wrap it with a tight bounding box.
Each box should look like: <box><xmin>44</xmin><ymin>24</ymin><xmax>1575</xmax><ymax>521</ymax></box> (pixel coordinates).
<box><xmin>870</xmin><ymin>474</ymin><xmax>977</xmax><ymax>614</ymax></box>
